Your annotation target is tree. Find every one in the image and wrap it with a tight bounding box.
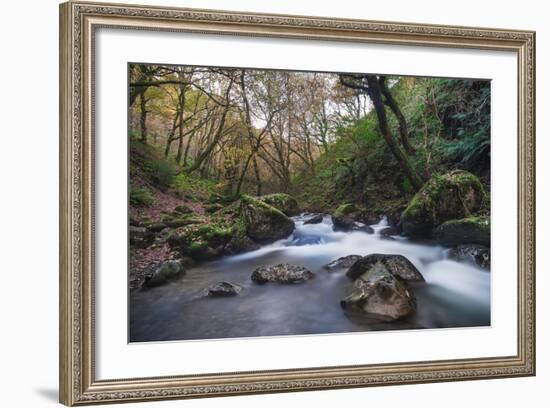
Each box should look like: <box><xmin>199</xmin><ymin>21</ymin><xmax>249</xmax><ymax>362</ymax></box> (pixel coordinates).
<box><xmin>378</xmin><ymin>76</ymin><xmax>415</xmax><ymax>155</ymax></box>
<box><xmin>233</xmin><ymin>70</ymin><xmax>280</xmax><ymax>196</ymax></box>
<box><xmin>339</xmin><ymin>74</ymin><xmax>424</xmax><ymax>190</ymax></box>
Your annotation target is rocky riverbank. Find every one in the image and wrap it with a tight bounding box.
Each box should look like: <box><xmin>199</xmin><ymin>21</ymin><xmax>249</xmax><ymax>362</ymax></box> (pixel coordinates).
<box><xmin>131</xmin><ymin>170</ymin><xmax>490</xmax><ymax>330</ymax></box>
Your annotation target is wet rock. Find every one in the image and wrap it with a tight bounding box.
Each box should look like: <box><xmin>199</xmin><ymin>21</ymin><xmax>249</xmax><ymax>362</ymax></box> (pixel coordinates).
<box><xmin>379</xmin><ymin>226</ymin><xmax>398</xmax><ymax>240</ymax></box>
<box><xmin>324</xmin><ymin>255</ymin><xmax>362</xmax><ymax>271</ymax></box>
<box><xmin>448</xmin><ymin>244</ymin><xmax>490</xmax><ymax>270</ymax></box>
<box><xmin>340</xmin><ymin>262</ymin><xmax>416</xmax><ymax>321</ymax></box>
<box><xmin>142</xmin><ymin>260</ymin><xmax>185</xmax><ymax>288</ymax></box>
<box><xmin>363</xmin><ymin>214</ymin><xmax>385</xmax><ymax>225</ymax></box>
<box><xmin>304</xmin><ymin>214</ymin><xmax>324</xmax><ymax>224</ymax></box>
<box><xmin>258</xmin><ymin>193</ymin><xmax>300</xmax><ymax>216</ymax></box>
<box><xmin>251</xmin><ymin>263</ymin><xmax>315</xmax><ymax>284</ymax></box>
<box><xmin>331</xmin><ymin>204</ymin><xmax>374</xmax><ymax>233</ymax></box>
<box><xmin>225</xmin><ymin>229</ymin><xmax>261</xmax><ymax>254</ymax></box>
<box><xmin>203</xmin><ymin>281</ymin><xmax>242</xmax><ymax>297</ymax></box>
<box><xmin>240</xmin><ymin>195</ymin><xmax>295</xmax><ymax>243</ymax></box>
<box><xmin>347</xmin><ymin>254</ymin><xmax>425</xmax><ymax>282</ymax></box>
<box><xmin>433</xmin><ymin>216</ymin><xmax>490</xmax><ymax>247</ymax></box>
<box><xmin>129</xmin><ymin>226</ymin><xmax>154</xmax><ymax>248</ymax></box>
<box><xmin>351</xmin><ymin>223</ymin><xmax>375</xmax><ymax>234</ymax></box>
<box><xmin>331</xmin><ymin>203</ymin><xmax>359</xmax><ymax>231</ymax></box>
<box><xmin>400</xmin><ymin>170</ymin><xmax>487</xmax><ymax>237</ymax></box>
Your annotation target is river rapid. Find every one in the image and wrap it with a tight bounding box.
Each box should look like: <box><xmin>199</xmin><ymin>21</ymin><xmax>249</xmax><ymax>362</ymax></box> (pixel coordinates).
<box><xmin>129</xmin><ymin>214</ymin><xmax>490</xmax><ymax>342</ymax></box>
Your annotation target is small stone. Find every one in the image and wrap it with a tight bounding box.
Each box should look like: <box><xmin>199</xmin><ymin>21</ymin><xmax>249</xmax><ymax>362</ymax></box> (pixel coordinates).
<box><xmin>304</xmin><ymin>214</ymin><xmax>324</xmax><ymax>224</ymax></box>
<box><xmin>251</xmin><ymin>263</ymin><xmax>315</xmax><ymax>284</ymax></box>
<box><xmin>203</xmin><ymin>281</ymin><xmax>242</xmax><ymax>297</ymax></box>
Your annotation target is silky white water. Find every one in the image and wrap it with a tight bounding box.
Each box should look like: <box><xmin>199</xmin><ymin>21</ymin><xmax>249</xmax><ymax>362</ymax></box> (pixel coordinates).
<box><xmin>130</xmin><ymin>214</ymin><xmax>490</xmax><ymax>342</ymax></box>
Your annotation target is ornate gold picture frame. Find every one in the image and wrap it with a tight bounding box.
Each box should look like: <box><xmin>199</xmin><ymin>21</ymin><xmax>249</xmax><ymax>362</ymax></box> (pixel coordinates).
<box><xmin>59</xmin><ymin>1</ymin><xmax>535</xmax><ymax>405</ymax></box>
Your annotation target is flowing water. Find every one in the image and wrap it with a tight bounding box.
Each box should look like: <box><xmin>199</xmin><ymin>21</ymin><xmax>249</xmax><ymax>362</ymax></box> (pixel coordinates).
<box><xmin>129</xmin><ymin>215</ymin><xmax>490</xmax><ymax>342</ymax></box>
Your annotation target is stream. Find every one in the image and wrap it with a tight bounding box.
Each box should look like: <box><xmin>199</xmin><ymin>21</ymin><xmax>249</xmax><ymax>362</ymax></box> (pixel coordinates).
<box><xmin>129</xmin><ymin>214</ymin><xmax>490</xmax><ymax>342</ymax></box>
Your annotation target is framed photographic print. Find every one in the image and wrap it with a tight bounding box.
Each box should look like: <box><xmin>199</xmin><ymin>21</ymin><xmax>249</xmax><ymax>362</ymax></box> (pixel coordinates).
<box><xmin>59</xmin><ymin>1</ymin><xmax>536</xmax><ymax>405</ymax></box>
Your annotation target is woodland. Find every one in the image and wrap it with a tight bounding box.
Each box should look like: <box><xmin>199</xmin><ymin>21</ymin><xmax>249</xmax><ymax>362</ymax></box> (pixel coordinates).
<box><xmin>128</xmin><ymin>64</ymin><xmax>491</xmax><ymax>340</ymax></box>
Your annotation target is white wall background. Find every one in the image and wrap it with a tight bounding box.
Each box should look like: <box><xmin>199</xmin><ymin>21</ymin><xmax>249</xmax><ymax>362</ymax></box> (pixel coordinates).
<box><xmin>0</xmin><ymin>0</ymin><xmax>546</xmax><ymax>407</ymax></box>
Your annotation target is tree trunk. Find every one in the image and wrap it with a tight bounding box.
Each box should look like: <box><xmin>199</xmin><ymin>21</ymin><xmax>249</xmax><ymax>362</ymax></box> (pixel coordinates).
<box><xmin>183</xmin><ymin>76</ymin><xmax>235</xmax><ymax>174</ymax></box>
<box><xmin>234</xmin><ymin>151</ymin><xmax>254</xmax><ymax>197</ymax></box>
<box><xmin>252</xmin><ymin>154</ymin><xmax>262</xmax><ymax>196</ymax></box>
<box><xmin>139</xmin><ymin>89</ymin><xmax>148</xmax><ymax>143</ymax></box>
<box><xmin>164</xmin><ymin>109</ymin><xmax>181</xmax><ymax>157</ymax></box>
<box><xmin>378</xmin><ymin>76</ymin><xmax>416</xmax><ymax>155</ymax></box>
<box><xmin>175</xmin><ymin>86</ymin><xmax>186</xmax><ymax>163</ymax></box>
<box><xmin>364</xmin><ymin>75</ymin><xmax>423</xmax><ymax>190</ymax></box>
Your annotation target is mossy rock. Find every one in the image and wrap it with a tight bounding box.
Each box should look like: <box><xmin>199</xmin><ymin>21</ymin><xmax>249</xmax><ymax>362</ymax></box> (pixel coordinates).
<box><xmin>433</xmin><ymin>216</ymin><xmax>490</xmax><ymax>246</ymax></box>
<box><xmin>225</xmin><ymin>216</ymin><xmax>260</xmax><ymax>253</ymax></box>
<box><xmin>240</xmin><ymin>195</ymin><xmax>295</xmax><ymax>243</ymax></box>
<box><xmin>142</xmin><ymin>260</ymin><xmax>185</xmax><ymax>288</ymax></box>
<box><xmin>333</xmin><ymin>203</ymin><xmax>358</xmax><ymax>218</ymax></box>
<box><xmin>331</xmin><ymin>203</ymin><xmax>373</xmax><ymax>232</ymax></box>
<box><xmin>159</xmin><ymin>212</ymin><xmax>205</xmax><ymax>228</ymax></box>
<box><xmin>129</xmin><ymin>226</ymin><xmax>154</xmax><ymax>249</ymax></box>
<box><xmin>258</xmin><ymin>193</ymin><xmax>299</xmax><ymax>216</ymax></box>
<box><xmin>167</xmin><ymin>220</ymin><xmax>233</xmax><ymax>260</ymax></box>
<box><xmin>400</xmin><ymin>170</ymin><xmax>487</xmax><ymax>237</ymax></box>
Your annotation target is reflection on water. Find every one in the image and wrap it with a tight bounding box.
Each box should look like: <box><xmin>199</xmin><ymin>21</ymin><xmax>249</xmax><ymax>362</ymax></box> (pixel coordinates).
<box><xmin>129</xmin><ymin>215</ymin><xmax>490</xmax><ymax>342</ymax></box>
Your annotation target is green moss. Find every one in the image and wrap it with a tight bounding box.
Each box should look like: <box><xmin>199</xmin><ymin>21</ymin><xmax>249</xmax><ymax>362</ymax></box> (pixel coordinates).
<box><xmin>189</xmin><ymin>241</ymin><xmax>207</xmax><ymax>251</ymax></box>
<box><xmin>258</xmin><ymin>193</ymin><xmax>299</xmax><ymax>216</ymax></box>
<box><xmin>160</xmin><ymin>213</ymin><xmax>175</xmax><ymax>223</ymax></box>
<box><xmin>240</xmin><ymin>194</ymin><xmax>295</xmax><ymax>242</ymax></box>
<box><xmin>241</xmin><ymin>194</ymin><xmax>288</xmax><ymax>218</ymax></box>
<box><xmin>197</xmin><ymin>223</ymin><xmax>232</xmax><ymax>241</ymax></box>
<box><xmin>167</xmin><ymin>215</ymin><xmax>233</xmax><ymax>260</ymax></box>
<box><xmin>333</xmin><ymin>203</ymin><xmax>357</xmax><ymax>218</ymax></box>
<box><xmin>227</xmin><ymin>215</ymin><xmax>251</xmax><ymax>250</ymax></box>
<box><xmin>443</xmin><ymin>216</ymin><xmax>490</xmax><ymax>233</ymax></box>
<box><xmin>129</xmin><ymin>185</ymin><xmax>154</xmax><ymax>206</ymax></box>
<box><xmin>172</xmin><ymin>172</ymin><xmax>218</xmax><ymax>202</ymax></box>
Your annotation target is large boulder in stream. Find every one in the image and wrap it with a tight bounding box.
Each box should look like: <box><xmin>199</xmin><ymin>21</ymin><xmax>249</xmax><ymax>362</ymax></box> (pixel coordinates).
<box><xmin>400</xmin><ymin>170</ymin><xmax>487</xmax><ymax>237</ymax></box>
<box><xmin>240</xmin><ymin>195</ymin><xmax>295</xmax><ymax>243</ymax></box>
<box><xmin>340</xmin><ymin>262</ymin><xmax>416</xmax><ymax>321</ymax></box>
<box><xmin>331</xmin><ymin>203</ymin><xmax>374</xmax><ymax>233</ymax></box>
<box><xmin>258</xmin><ymin>193</ymin><xmax>300</xmax><ymax>216</ymax></box>
<box><xmin>142</xmin><ymin>260</ymin><xmax>185</xmax><ymax>288</ymax></box>
<box><xmin>433</xmin><ymin>216</ymin><xmax>490</xmax><ymax>247</ymax></box>
<box><xmin>448</xmin><ymin>244</ymin><xmax>490</xmax><ymax>270</ymax></box>
<box><xmin>251</xmin><ymin>263</ymin><xmax>315</xmax><ymax>284</ymax></box>
<box><xmin>346</xmin><ymin>254</ymin><xmax>425</xmax><ymax>282</ymax></box>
